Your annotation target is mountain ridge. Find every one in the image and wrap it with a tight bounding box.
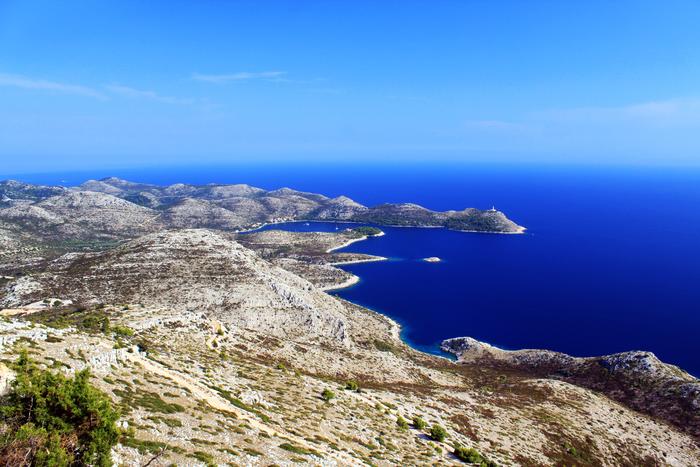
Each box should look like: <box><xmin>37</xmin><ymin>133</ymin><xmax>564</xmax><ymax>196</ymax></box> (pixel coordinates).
<box><xmin>1</xmin><ymin>177</ymin><xmax>525</xmax><ymax>237</ymax></box>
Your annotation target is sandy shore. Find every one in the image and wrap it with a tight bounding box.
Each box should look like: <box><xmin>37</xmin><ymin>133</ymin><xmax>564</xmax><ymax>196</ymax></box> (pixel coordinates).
<box><xmin>322</xmin><ymin>232</ymin><xmax>387</xmax><ymax>291</ymax></box>
<box><xmin>329</xmin><ymin>255</ymin><xmax>387</xmax><ymax>266</ymax></box>
<box><xmin>325</xmin><ymin>231</ymin><xmax>385</xmax><ymax>253</ymax></box>
<box><xmin>321</xmin><ymin>275</ymin><xmax>360</xmax><ymax>292</ymax></box>
<box><xmin>454</xmin><ymin>225</ymin><xmax>527</xmax><ymax>234</ymax></box>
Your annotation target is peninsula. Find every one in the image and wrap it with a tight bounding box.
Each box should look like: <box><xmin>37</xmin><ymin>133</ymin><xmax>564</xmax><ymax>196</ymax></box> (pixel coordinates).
<box><xmin>0</xmin><ymin>177</ymin><xmax>524</xmax><ymax>247</ymax></box>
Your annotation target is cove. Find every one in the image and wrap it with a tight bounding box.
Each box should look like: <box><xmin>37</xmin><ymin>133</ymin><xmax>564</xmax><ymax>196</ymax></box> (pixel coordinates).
<box><xmin>256</xmin><ymin>220</ymin><xmax>700</xmax><ymax>377</ymax></box>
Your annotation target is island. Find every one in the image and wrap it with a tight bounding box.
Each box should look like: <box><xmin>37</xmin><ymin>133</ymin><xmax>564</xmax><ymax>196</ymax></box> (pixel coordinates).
<box><xmin>0</xmin><ymin>178</ymin><xmax>525</xmax><ymax>257</ymax></box>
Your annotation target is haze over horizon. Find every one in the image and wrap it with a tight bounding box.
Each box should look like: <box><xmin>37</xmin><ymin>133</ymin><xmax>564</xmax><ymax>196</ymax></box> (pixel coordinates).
<box><xmin>2</xmin><ymin>0</ymin><xmax>700</xmax><ymax>173</ymax></box>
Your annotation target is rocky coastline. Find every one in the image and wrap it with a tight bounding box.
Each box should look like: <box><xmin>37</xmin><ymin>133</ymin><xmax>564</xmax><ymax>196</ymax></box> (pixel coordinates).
<box><xmin>442</xmin><ymin>336</ymin><xmax>700</xmax><ymax>442</ymax></box>
<box><xmin>0</xmin><ymin>178</ymin><xmax>526</xmax><ymax>247</ymax></box>
<box><xmin>1</xmin><ymin>177</ymin><xmax>698</xmax><ymax>465</ymax></box>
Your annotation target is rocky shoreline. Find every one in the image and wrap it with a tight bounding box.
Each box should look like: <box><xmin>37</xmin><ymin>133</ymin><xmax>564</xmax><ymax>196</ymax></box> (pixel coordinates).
<box><xmin>262</xmin><ymin>226</ymin><xmax>700</xmax><ymax>446</ymax></box>
<box><xmin>442</xmin><ymin>336</ymin><xmax>700</xmax><ymax>442</ymax></box>
<box><xmin>312</xmin><ymin>232</ymin><xmax>700</xmax><ymax>445</ymax></box>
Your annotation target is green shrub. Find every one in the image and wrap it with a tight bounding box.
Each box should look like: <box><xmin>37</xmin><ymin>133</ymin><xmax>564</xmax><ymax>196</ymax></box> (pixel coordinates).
<box><xmin>412</xmin><ymin>416</ymin><xmax>427</xmax><ymax>430</ymax></box>
<box><xmin>123</xmin><ymin>390</ymin><xmax>185</xmax><ymax>414</ymax></box>
<box><xmin>0</xmin><ymin>351</ymin><xmax>120</xmax><ymax>466</ymax></box>
<box><xmin>345</xmin><ymin>380</ymin><xmax>359</xmax><ymax>391</ymax></box>
<box><xmin>454</xmin><ymin>445</ymin><xmax>481</xmax><ymax>462</ymax></box>
<box><xmin>454</xmin><ymin>444</ymin><xmax>498</xmax><ymax>466</ymax></box>
<box><xmin>148</xmin><ymin>416</ymin><xmax>183</xmax><ymax>428</ymax></box>
<box><xmin>27</xmin><ymin>306</ymin><xmax>113</xmax><ymax>334</ymax></box>
<box><xmin>121</xmin><ymin>435</ymin><xmax>179</xmax><ymax>455</ymax></box>
<box><xmin>101</xmin><ymin>316</ymin><xmax>111</xmax><ymax>334</ymax></box>
<box><xmin>396</xmin><ymin>416</ymin><xmax>408</xmax><ymax>430</ymax></box>
<box><xmin>191</xmin><ymin>450</ymin><xmax>216</xmax><ymax>466</ymax></box>
<box><xmin>373</xmin><ymin>340</ymin><xmax>394</xmax><ymax>352</ymax></box>
<box><xmin>209</xmin><ymin>386</ymin><xmax>271</xmax><ymax>422</ymax></box>
<box><xmin>321</xmin><ymin>388</ymin><xmax>336</xmax><ymax>402</ymax></box>
<box><xmin>279</xmin><ymin>443</ymin><xmax>320</xmax><ymax>456</ymax></box>
<box><xmin>429</xmin><ymin>424</ymin><xmax>447</xmax><ymax>442</ymax></box>
<box><xmin>112</xmin><ymin>325</ymin><xmax>134</xmax><ymax>337</ymax></box>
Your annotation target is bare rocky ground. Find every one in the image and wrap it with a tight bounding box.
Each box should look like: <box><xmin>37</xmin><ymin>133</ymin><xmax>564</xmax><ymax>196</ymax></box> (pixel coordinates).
<box><xmin>442</xmin><ymin>337</ymin><xmax>700</xmax><ymax>444</ymax></box>
<box><xmin>236</xmin><ymin>229</ymin><xmax>386</xmax><ymax>291</ymax></box>
<box><xmin>0</xmin><ymin>228</ymin><xmax>699</xmax><ymax>466</ymax></box>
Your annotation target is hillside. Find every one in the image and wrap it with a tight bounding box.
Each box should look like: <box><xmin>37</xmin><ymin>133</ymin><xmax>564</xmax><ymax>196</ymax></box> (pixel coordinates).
<box><xmin>1</xmin><ymin>228</ymin><xmax>699</xmax><ymax>465</ymax></box>
<box><xmin>0</xmin><ymin>178</ymin><xmax>525</xmax><ymax>241</ymax></box>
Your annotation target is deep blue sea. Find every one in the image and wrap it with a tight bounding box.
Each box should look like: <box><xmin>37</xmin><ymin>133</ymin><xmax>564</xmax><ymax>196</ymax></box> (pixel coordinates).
<box><xmin>11</xmin><ymin>163</ymin><xmax>700</xmax><ymax>375</ymax></box>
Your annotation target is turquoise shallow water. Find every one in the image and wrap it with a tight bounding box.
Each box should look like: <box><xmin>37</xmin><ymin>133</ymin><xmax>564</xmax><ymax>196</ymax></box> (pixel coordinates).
<box><xmin>15</xmin><ymin>163</ymin><xmax>700</xmax><ymax>375</ymax></box>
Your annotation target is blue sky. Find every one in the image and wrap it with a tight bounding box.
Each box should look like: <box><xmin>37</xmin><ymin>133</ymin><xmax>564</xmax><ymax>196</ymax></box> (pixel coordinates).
<box><xmin>1</xmin><ymin>0</ymin><xmax>700</xmax><ymax>173</ymax></box>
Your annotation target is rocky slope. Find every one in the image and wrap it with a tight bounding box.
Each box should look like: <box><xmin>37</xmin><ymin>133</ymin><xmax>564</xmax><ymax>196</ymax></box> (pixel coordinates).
<box><xmin>443</xmin><ymin>337</ymin><xmax>700</xmax><ymax>442</ymax></box>
<box><xmin>1</xmin><ymin>230</ymin><xmax>351</xmax><ymax>345</ymax></box>
<box><xmin>0</xmin><ymin>188</ymin><xmax>161</xmax><ymax>244</ymax></box>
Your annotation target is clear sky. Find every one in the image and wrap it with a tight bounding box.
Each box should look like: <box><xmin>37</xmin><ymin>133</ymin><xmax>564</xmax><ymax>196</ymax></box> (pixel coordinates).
<box><xmin>1</xmin><ymin>0</ymin><xmax>700</xmax><ymax>173</ymax></box>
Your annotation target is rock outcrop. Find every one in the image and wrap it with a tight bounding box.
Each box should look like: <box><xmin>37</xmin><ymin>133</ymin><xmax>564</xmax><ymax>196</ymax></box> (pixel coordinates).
<box><xmin>442</xmin><ymin>336</ymin><xmax>700</xmax><ymax>441</ymax></box>
<box><xmin>2</xmin><ymin>229</ymin><xmax>350</xmax><ymax>345</ymax></box>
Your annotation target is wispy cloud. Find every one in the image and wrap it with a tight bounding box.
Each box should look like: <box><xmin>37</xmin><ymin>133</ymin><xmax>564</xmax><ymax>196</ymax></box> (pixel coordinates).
<box><xmin>455</xmin><ymin>97</ymin><xmax>700</xmax><ymax>157</ymax></box>
<box><xmin>540</xmin><ymin>97</ymin><xmax>700</xmax><ymax>126</ymax></box>
<box><xmin>463</xmin><ymin>119</ymin><xmax>528</xmax><ymax>131</ymax></box>
<box><xmin>305</xmin><ymin>87</ymin><xmax>346</xmax><ymax>95</ymax></box>
<box><xmin>461</xmin><ymin>98</ymin><xmax>700</xmax><ymax>137</ymax></box>
<box><xmin>104</xmin><ymin>84</ymin><xmax>194</xmax><ymax>105</ymax></box>
<box><xmin>387</xmin><ymin>94</ymin><xmax>433</xmax><ymax>104</ymax></box>
<box><xmin>0</xmin><ymin>72</ymin><xmax>200</xmax><ymax>106</ymax></box>
<box><xmin>192</xmin><ymin>71</ymin><xmax>287</xmax><ymax>84</ymax></box>
<box><xmin>0</xmin><ymin>72</ymin><xmax>107</xmax><ymax>99</ymax></box>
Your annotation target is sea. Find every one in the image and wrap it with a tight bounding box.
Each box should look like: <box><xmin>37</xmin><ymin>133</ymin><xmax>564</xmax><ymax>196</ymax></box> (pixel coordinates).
<box><xmin>12</xmin><ymin>162</ymin><xmax>700</xmax><ymax>376</ymax></box>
